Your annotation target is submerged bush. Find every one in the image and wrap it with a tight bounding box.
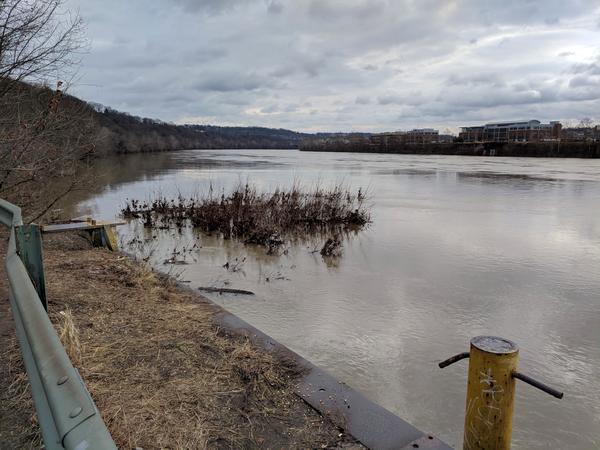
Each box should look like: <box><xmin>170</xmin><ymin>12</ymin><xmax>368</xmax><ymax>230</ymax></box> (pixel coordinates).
<box><xmin>121</xmin><ymin>183</ymin><xmax>370</xmax><ymax>251</ymax></box>
<box><xmin>320</xmin><ymin>236</ymin><xmax>343</xmax><ymax>257</ymax></box>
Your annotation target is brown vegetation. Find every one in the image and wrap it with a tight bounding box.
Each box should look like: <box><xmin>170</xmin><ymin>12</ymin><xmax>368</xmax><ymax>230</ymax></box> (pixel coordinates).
<box><xmin>320</xmin><ymin>236</ymin><xmax>343</xmax><ymax>257</ymax></box>
<box><xmin>0</xmin><ymin>80</ymin><xmax>97</xmax><ymax>218</ymax></box>
<box><xmin>0</xmin><ymin>0</ymin><xmax>95</xmax><ymax>218</ymax></box>
<box><xmin>0</xmin><ymin>233</ymin><xmax>360</xmax><ymax>449</ymax></box>
<box><xmin>121</xmin><ymin>183</ymin><xmax>370</xmax><ymax>253</ymax></box>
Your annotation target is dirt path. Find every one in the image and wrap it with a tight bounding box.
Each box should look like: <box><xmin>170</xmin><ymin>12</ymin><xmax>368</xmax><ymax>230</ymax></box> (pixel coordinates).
<box><xmin>0</xmin><ymin>233</ymin><xmax>360</xmax><ymax>449</ymax></box>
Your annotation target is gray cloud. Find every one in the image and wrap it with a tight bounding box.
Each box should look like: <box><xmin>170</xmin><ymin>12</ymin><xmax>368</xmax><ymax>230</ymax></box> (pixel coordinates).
<box><xmin>171</xmin><ymin>0</ymin><xmax>254</xmax><ymax>15</ymax></box>
<box><xmin>65</xmin><ymin>0</ymin><xmax>600</xmax><ymax>131</ymax></box>
<box><xmin>191</xmin><ymin>72</ymin><xmax>276</xmax><ymax>92</ymax></box>
<box><xmin>307</xmin><ymin>0</ymin><xmax>386</xmax><ymax>21</ymax></box>
<box><xmin>572</xmin><ymin>59</ymin><xmax>600</xmax><ymax>75</ymax></box>
<box><xmin>569</xmin><ymin>75</ymin><xmax>599</xmax><ymax>88</ymax></box>
<box><xmin>267</xmin><ymin>1</ymin><xmax>284</xmax><ymax>14</ymax></box>
<box><xmin>446</xmin><ymin>73</ymin><xmax>504</xmax><ymax>87</ymax></box>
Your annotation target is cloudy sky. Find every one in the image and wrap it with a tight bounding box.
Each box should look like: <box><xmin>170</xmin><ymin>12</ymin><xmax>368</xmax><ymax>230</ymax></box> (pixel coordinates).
<box><xmin>64</xmin><ymin>0</ymin><xmax>600</xmax><ymax>132</ymax></box>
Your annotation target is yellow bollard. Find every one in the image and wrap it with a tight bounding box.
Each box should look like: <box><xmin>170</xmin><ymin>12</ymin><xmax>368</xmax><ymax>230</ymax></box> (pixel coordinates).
<box><xmin>463</xmin><ymin>336</ymin><xmax>519</xmax><ymax>450</ymax></box>
<box><xmin>440</xmin><ymin>336</ymin><xmax>563</xmax><ymax>449</ymax></box>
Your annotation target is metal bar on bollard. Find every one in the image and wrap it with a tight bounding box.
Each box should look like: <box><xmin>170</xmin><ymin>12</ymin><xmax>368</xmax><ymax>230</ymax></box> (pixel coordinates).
<box><xmin>438</xmin><ymin>352</ymin><xmax>470</xmax><ymax>369</ymax></box>
<box><xmin>513</xmin><ymin>372</ymin><xmax>563</xmax><ymax>399</ymax></box>
<box><xmin>463</xmin><ymin>336</ymin><xmax>519</xmax><ymax>450</ymax></box>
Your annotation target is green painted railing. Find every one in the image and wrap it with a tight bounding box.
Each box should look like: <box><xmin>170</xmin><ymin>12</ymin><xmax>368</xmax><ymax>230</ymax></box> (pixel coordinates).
<box><xmin>0</xmin><ymin>198</ymin><xmax>116</xmax><ymax>450</ymax></box>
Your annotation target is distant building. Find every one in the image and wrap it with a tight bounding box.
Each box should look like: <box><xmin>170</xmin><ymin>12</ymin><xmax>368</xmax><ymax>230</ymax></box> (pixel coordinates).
<box><xmin>370</xmin><ymin>132</ymin><xmax>402</xmax><ymax>148</ymax></box>
<box><xmin>437</xmin><ymin>134</ymin><xmax>455</xmax><ymax>143</ymax></box>
<box><xmin>459</xmin><ymin>120</ymin><xmax>562</xmax><ymax>143</ymax></box>
<box><xmin>404</xmin><ymin>128</ymin><xmax>439</xmax><ymax>144</ymax></box>
<box><xmin>458</xmin><ymin>125</ymin><xmax>485</xmax><ymax>142</ymax></box>
<box><xmin>371</xmin><ymin>128</ymin><xmax>441</xmax><ymax>147</ymax></box>
<box><xmin>561</xmin><ymin>126</ymin><xmax>600</xmax><ymax>142</ymax></box>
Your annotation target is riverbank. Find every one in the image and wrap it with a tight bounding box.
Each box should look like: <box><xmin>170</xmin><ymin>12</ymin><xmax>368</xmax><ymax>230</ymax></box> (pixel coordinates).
<box><xmin>0</xmin><ymin>232</ymin><xmax>360</xmax><ymax>449</ymax></box>
<box><xmin>300</xmin><ymin>141</ymin><xmax>600</xmax><ymax>158</ymax></box>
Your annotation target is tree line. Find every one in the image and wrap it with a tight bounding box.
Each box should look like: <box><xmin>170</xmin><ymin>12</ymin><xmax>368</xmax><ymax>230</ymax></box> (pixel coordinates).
<box><xmin>1</xmin><ymin>0</ymin><xmax>323</xmax><ymax>217</ymax></box>
<box><xmin>92</xmin><ymin>105</ymin><xmax>314</xmax><ymax>155</ymax></box>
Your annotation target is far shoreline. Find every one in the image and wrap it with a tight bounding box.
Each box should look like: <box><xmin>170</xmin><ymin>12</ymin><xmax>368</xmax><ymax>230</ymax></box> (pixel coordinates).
<box><xmin>299</xmin><ymin>141</ymin><xmax>600</xmax><ymax>159</ymax></box>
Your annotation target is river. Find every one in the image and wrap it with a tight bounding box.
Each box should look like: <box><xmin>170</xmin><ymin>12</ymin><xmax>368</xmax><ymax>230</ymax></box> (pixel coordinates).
<box><xmin>62</xmin><ymin>149</ymin><xmax>600</xmax><ymax>449</ymax></box>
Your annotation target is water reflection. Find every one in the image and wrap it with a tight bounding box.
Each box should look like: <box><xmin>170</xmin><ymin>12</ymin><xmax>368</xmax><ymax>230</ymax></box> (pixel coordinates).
<box><xmin>60</xmin><ymin>150</ymin><xmax>600</xmax><ymax>449</ymax></box>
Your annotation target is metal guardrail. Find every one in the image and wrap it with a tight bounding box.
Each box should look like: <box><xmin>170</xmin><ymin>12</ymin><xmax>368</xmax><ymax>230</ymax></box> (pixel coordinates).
<box><xmin>0</xmin><ymin>198</ymin><xmax>116</xmax><ymax>449</ymax></box>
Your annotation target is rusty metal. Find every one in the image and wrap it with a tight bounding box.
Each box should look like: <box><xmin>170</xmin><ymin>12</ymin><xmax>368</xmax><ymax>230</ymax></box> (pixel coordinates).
<box><xmin>513</xmin><ymin>372</ymin><xmax>564</xmax><ymax>399</ymax></box>
<box><xmin>438</xmin><ymin>352</ymin><xmax>470</xmax><ymax>368</ymax></box>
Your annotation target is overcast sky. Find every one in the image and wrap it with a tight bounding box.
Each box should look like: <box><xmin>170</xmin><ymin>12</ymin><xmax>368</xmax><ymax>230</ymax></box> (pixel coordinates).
<box><xmin>64</xmin><ymin>0</ymin><xmax>600</xmax><ymax>132</ymax></box>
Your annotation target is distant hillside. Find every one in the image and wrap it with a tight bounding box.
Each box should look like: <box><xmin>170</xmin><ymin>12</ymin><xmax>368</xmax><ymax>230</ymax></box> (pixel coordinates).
<box><xmin>93</xmin><ymin>105</ymin><xmax>317</xmax><ymax>155</ymax></box>
<box><xmin>7</xmin><ymin>81</ymin><xmax>334</xmax><ymax>156</ymax></box>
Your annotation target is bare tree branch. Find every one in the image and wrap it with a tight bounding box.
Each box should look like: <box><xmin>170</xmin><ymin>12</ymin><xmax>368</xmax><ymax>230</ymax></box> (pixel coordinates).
<box><xmin>0</xmin><ymin>0</ymin><xmax>93</xmax><ymax>220</ymax></box>
<box><xmin>0</xmin><ymin>0</ymin><xmax>83</xmax><ymax>90</ymax></box>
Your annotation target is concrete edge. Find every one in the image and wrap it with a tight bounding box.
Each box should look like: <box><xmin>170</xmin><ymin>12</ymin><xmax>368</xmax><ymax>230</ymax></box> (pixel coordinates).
<box><xmin>168</xmin><ymin>275</ymin><xmax>453</xmax><ymax>450</ymax></box>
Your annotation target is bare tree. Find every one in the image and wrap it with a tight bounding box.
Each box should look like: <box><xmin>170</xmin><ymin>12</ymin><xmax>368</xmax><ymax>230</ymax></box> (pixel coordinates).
<box><xmin>578</xmin><ymin>117</ymin><xmax>594</xmax><ymax>128</ymax></box>
<box><xmin>0</xmin><ymin>0</ymin><xmax>93</xmax><ymax>220</ymax></box>
<box><xmin>0</xmin><ymin>0</ymin><xmax>83</xmax><ymax>95</ymax></box>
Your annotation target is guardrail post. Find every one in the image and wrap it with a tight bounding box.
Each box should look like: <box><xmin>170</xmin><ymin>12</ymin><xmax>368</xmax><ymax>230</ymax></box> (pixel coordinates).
<box><xmin>101</xmin><ymin>225</ymin><xmax>118</xmax><ymax>251</ymax></box>
<box><xmin>85</xmin><ymin>223</ymin><xmax>118</xmax><ymax>251</ymax></box>
<box><xmin>15</xmin><ymin>224</ymin><xmax>47</xmax><ymax>310</ymax></box>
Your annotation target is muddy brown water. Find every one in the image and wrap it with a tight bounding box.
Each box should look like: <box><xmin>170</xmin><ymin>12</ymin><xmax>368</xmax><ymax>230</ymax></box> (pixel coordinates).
<box><xmin>61</xmin><ymin>149</ymin><xmax>600</xmax><ymax>449</ymax></box>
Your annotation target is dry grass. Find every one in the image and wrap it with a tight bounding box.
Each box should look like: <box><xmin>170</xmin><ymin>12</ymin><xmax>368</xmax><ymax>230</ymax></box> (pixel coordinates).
<box><xmin>54</xmin><ymin>308</ymin><xmax>82</xmax><ymax>366</ymax></box>
<box><xmin>0</xmin><ymin>233</ymin><xmax>360</xmax><ymax>449</ymax></box>
<box><xmin>0</xmin><ymin>336</ymin><xmax>42</xmax><ymax>449</ymax></box>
